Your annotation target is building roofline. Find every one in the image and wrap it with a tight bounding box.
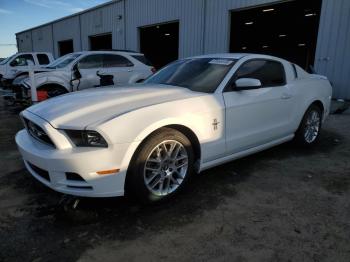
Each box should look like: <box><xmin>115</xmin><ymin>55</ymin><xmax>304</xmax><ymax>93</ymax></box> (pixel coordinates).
<box><xmin>16</xmin><ymin>0</ymin><xmax>121</xmax><ymax>35</ymax></box>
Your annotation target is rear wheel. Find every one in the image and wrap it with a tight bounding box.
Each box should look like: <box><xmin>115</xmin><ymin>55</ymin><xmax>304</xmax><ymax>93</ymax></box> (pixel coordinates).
<box><xmin>295</xmin><ymin>104</ymin><xmax>322</xmax><ymax>146</ymax></box>
<box><xmin>126</xmin><ymin>128</ymin><xmax>194</xmax><ymax>203</ymax></box>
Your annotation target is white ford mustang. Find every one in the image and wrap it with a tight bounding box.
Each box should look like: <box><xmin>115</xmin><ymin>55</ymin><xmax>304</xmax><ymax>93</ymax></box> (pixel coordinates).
<box><xmin>16</xmin><ymin>54</ymin><xmax>332</xmax><ymax>202</ymax></box>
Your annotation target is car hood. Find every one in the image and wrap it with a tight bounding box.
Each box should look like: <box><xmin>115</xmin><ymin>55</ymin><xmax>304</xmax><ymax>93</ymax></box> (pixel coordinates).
<box><xmin>26</xmin><ymin>84</ymin><xmax>204</xmax><ymax>129</ymax></box>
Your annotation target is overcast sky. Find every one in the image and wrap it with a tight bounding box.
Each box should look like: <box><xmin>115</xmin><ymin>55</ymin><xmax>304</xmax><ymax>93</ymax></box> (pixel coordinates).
<box><xmin>0</xmin><ymin>0</ymin><xmax>110</xmax><ymax>58</ymax></box>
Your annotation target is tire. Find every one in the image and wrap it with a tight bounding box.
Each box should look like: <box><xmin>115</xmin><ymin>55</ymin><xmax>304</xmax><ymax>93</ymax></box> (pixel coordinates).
<box><xmin>295</xmin><ymin>104</ymin><xmax>323</xmax><ymax>146</ymax></box>
<box><xmin>125</xmin><ymin>128</ymin><xmax>194</xmax><ymax>203</ymax></box>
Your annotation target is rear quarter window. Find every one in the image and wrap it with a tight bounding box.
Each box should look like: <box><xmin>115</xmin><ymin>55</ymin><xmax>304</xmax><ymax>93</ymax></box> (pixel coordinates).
<box><xmin>132</xmin><ymin>55</ymin><xmax>153</xmax><ymax>66</ymax></box>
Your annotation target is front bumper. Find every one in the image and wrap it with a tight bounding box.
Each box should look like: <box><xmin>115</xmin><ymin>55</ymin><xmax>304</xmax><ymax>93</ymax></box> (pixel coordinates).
<box><xmin>15</xmin><ymin>128</ymin><xmax>130</xmax><ymax>198</ymax></box>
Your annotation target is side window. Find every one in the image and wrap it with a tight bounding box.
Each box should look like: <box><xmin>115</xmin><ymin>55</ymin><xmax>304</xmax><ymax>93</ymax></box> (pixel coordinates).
<box><xmin>10</xmin><ymin>54</ymin><xmax>34</xmax><ymax>67</ymax></box>
<box><xmin>102</xmin><ymin>54</ymin><xmax>134</xmax><ymax>68</ymax></box>
<box><xmin>77</xmin><ymin>55</ymin><xmax>103</xmax><ymax>69</ymax></box>
<box><xmin>235</xmin><ymin>60</ymin><xmax>286</xmax><ymax>87</ymax></box>
<box><xmin>37</xmin><ymin>54</ymin><xmax>50</xmax><ymax>65</ymax></box>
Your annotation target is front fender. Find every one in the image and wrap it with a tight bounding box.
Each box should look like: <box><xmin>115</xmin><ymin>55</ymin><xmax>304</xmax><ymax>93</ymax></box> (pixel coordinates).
<box><xmin>95</xmin><ymin>95</ymin><xmax>225</xmax><ymax>171</ymax></box>
<box><xmin>117</xmin><ymin>118</ymin><xmax>196</xmax><ymax>174</ymax></box>
<box><xmin>34</xmin><ymin>75</ymin><xmax>70</xmax><ymax>91</ymax></box>
<box><xmin>128</xmin><ymin>72</ymin><xmax>151</xmax><ymax>84</ymax></box>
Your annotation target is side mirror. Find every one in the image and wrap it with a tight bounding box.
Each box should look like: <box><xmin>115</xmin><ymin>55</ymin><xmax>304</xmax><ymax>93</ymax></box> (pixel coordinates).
<box><xmin>235</xmin><ymin>78</ymin><xmax>262</xmax><ymax>91</ymax></box>
<box><xmin>72</xmin><ymin>65</ymin><xmax>82</xmax><ymax>80</ymax></box>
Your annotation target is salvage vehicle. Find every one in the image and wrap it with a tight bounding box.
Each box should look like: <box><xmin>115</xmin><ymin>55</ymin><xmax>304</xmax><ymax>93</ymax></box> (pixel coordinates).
<box><xmin>15</xmin><ymin>54</ymin><xmax>332</xmax><ymax>202</ymax></box>
<box><xmin>0</xmin><ymin>52</ymin><xmax>54</xmax><ymax>88</ymax></box>
<box><xmin>19</xmin><ymin>50</ymin><xmax>155</xmax><ymax>98</ymax></box>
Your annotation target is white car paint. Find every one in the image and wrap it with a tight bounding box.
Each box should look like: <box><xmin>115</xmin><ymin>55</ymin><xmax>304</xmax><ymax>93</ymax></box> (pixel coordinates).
<box><xmin>0</xmin><ymin>52</ymin><xmax>54</xmax><ymax>83</ymax></box>
<box><xmin>22</xmin><ymin>51</ymin><xmax>154</xmax><ymax>92</ymax></box>
<box><xmin>15</xmin><ymin>54</ymin><xmax>332</xmax><ymax>197</ymax></box>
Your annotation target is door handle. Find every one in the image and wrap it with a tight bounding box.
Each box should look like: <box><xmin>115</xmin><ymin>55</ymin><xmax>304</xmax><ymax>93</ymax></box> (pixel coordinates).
<box><xmin>127</xmin><ymin>69</ymin><xmax>133</xmax><ymax>72</ymax></box>
<box><xmin>281</xmin><ymin>93</ymin><xmax>292</xmax><ymax>100</ymax></box>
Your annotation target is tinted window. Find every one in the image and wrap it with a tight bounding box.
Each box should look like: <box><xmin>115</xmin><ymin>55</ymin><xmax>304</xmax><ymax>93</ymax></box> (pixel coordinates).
<box><xmin>10</xmin><ymin>54</ymin><xmax>34</xmax><ymax>67</ymax></box>
<box><xmin>37</xmin><ymin>54</ymin><xmax>50</xmax><ymax>65</ymax></box>
<box><xmin>78</xmin><ymin>55</ymin><xmax>103</xmax><ymax>69</ymax></box>
<box><xmin>132</xmin><ymin>55</ymin><xmax>153</xmax><ymax>66</ymax></box>
<box><xmin>102</xmin><ymin>54</ymin><xmax>133</xmax><ymax>68</ymax></box>
<box><xmin>0</xmin><ymin>54</ymin><xmax>15</xmax><ymax>65</ymax></box>
<box><xmin>235</xmin><ymin>60</ymin><xmax>286</xmax><ymax>87</ymax></box>
<box><xmin>145</xmin><ymin>58</ymin><xmax>237</xmax><ymax>93</ymax></box>
<box><xmin>46</xmin><ymin>53</ymin><xmax>81</xmax><ymax>69</ymax></box>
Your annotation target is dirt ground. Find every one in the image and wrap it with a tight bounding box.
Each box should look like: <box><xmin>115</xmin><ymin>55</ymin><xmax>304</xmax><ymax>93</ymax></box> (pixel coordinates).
<box><xmin>0</xmin><ymin>96</ymin><xmax>349</xmax><ymax>262</ymax></box>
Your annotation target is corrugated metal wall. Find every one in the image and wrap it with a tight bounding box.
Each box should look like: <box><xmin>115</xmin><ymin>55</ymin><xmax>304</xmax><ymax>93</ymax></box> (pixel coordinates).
<box><xmin>16</xmin><ymin>31</ymin><xmax>33</xmax><ymax>52</ymax></box>
<box><xmin>31</xmin><ymin>25</ymin><xmax>54</xmax><ymax>54</ymax></box>
<box><xmin>80</xmin><ymin>1</ymin><xmax>125</xmax><ymax>50</ymax></box>
<box><xmin>314</xmin><ymin>0</ymin><xmax>350</xmax><ymax>99</ymax></box>
<box><xmin>125</xmin><ymin>0</ymin><xmax>205</xmax><ymax>58</ymax></box>
<box><xmin>15</xmin><ymin>0</ymin><xmax>350</xmax><ymax>98</ymax></box>
<box><xmin>53</xmin><ymin>16</ymin><xmax>81</xmax><ymax>57</ymax></box>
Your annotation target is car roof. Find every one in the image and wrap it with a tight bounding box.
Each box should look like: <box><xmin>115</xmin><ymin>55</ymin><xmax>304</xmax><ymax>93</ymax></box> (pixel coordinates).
<box><xmin>72</xmin><ymin>50</ymin><xmax>143</xmax><ymax>56</ymax></box>
<box><xmin>192</xmin><ymin>53</ymin><xmax>249</xmax><ymax>59</ymax></box>
<box><xmin>190</xmin><ymin>53</ymin><xmax>290</xmax><ymax>63</ymax></box>
<box><xmin>16</xmin><ymin>52</ymin><xmax>52</xmax><ymax>55</ymax></box>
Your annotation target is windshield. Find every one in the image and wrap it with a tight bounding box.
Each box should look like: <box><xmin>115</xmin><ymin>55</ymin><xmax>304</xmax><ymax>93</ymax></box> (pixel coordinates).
<box><xmin>0</xmin><ymin>54</ymin><xmax>16</xmax><ymax>65</ymax></box>
<box><xmin>46</xmin><ymin>53</ymin><xmax>81</xmax><ymax>69</ymax></box>
<box><xmin>145</xmin><ymin>58</ymin><xmax>237</xmax><ymax>93</ymax></box>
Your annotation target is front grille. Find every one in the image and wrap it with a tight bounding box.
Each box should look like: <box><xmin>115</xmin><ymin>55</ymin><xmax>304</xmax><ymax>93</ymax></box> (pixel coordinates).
<box><xmin>23</xmin><ymin>118</ymin><xmax>55</xmax><ymax>147</ymax></box>
<box><xmin>28</xmin><ymin>162</ymin><xmax>50</xmax><ymax>182</ymax></box>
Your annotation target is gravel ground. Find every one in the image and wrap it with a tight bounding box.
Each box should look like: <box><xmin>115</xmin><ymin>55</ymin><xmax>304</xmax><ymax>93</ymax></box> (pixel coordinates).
<box><xmin>0</xmin><ymin>96</ymin><xmax>349</xmax><ymax>262</ymax></box>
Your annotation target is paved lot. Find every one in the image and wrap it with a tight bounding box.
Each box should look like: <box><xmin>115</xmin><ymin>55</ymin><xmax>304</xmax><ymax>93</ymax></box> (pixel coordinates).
<box><xmin>0</xmin><ymin>96</ymin><xmax>350</xmax><ymax>262</ymax></box>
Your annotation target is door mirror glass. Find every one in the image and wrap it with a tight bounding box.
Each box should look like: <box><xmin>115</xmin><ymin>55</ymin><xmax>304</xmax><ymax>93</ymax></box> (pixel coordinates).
<box><xmin>235</xmin><ymin>78</ymin><xmax>262</xmax><ymax>90</ymax></box>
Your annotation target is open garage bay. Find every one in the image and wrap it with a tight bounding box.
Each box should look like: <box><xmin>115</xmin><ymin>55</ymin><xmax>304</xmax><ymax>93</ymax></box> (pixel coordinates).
<box><xmin>230</xmin><ymin>0</ymin><xmax>322</xmax><ymax>70</ymax></box>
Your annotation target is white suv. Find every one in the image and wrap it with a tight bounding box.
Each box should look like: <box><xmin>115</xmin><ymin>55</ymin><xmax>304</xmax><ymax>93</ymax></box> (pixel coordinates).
<box><xmin>22</xmin><ymin>50</ymin><xmax>155</xmax><ymax>96</ymax></box>
<box><xmin>0</xmin><ymin>52</ymin><xmax>54</xmax><ymax>88</ymax></box>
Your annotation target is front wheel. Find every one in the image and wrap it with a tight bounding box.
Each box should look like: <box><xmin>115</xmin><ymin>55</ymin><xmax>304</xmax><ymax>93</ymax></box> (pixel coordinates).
<box><xmin>295</xmin><ymin>105</ymin><xmax>323</xmax><ymax>146</ymax></box>
<box><xmin>126</xmin><ymin>128</ymin><xmax>194</xmax><ymax>203</ymax></box>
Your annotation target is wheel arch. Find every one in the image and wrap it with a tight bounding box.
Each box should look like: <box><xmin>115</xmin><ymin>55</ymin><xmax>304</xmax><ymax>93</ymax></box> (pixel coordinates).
<box><xmin>132</xmin><ymin>124</ymin><xmax>201</xmax><ymax>166</ymax></box>
<box><xmin>165</xmin><ymin>124</ymin><xmax>201</xmax><ymax>165</ymax></box>
<box><xmin>37</xmin><ymin>83</ymin><xmax>69</xmax><ymax>92</ymax></box>
<box><xmin>310</xmin><ymin>100</ymin><xmax>325</xmax><ymax>115</ymax></box>
<box><xmin>123</xmin><ymin>124</ymin><xmax>202</xmax><ymax>187</ymax></box>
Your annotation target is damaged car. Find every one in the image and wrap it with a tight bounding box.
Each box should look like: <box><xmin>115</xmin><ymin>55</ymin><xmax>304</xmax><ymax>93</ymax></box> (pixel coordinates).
<box><xmin>16</xmin><ymin>50</ymin><xmax>155</xmax><ymax>101</ymax></box>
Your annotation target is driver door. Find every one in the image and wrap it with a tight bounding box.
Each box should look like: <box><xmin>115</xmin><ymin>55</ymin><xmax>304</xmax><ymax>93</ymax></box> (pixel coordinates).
<box><xmin>223</xmin><ymin>59</ymin><xmax>294</xmax><ymax>155</ymax></box>
<box><xmin>10</xmin><ymin>54</ymin><xmax>35</xmax><ymax>72</ymax></box>
<box><xmin>76</xmin><ymin>54</ymin><xmax>103</xmax><ymax>90</ymax></box>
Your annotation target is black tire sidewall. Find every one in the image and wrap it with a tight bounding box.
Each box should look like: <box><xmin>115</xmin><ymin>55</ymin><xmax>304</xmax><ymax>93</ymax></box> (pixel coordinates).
<box><xmin>125</xmin><ymin>128</ymin><xmax>194</xmax><ymax>203</ymax></box>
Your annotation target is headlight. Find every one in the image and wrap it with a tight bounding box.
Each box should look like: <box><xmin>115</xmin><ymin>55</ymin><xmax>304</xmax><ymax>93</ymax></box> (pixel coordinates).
<box><xmin>65</xmin><ymin>130</ymin><xmax>108</xmax><ymax>148</ymax></box>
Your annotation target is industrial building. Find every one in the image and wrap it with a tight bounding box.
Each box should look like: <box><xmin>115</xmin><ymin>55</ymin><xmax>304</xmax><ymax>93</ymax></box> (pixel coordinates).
<box><xmin>16</xmin><ymin>0</ymin><xmax>350</xmax><ymax>99</ymax></box>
